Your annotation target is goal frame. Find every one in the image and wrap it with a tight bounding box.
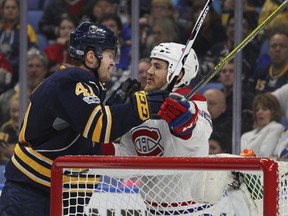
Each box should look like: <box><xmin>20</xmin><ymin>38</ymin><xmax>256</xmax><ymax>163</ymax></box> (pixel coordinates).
<box><xmin>50</xmin><ymin>156</ymin><xmax>278</xmax><ymax>216</ymax></box>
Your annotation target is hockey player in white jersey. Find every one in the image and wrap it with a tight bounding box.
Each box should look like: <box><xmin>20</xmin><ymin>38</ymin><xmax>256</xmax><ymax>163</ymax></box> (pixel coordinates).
<box><xmin>107</xmin><ymin>42</ymin><xmax>230</xmax><ymax>215</ymax></box>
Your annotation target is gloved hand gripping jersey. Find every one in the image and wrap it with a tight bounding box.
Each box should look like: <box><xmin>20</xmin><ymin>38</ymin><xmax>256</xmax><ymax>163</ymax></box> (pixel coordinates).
<box><xmin>106</xmin><ymin>78</ymin><xmax>141</xmax><ymax>105</ymax></box>
<box><xmin>131</xmin><ymin>90</ymin><xmax>169</xmax><ymax>121</ymax></box>
<box><xmin>158</xmin><ymin>93</ymin><xmax>198</xmax><ymax>139</ymax></box>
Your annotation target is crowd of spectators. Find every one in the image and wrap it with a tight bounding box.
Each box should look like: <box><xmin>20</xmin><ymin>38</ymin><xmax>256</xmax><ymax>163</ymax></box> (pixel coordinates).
<box><xmin>0</xmin><ymin>0</ymin><xmax>288</xmax><ymax>163</ymax></box>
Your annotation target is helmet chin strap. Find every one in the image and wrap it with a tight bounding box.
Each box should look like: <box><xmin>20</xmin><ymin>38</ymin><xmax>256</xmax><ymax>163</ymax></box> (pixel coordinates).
<box><xmin>163</xmin><ymin>73</ymin><xmax>182</xmax><ymax>91</ymax></box>
<box><xmin>161</xmin><ymin>82</ymin><xmax>169</xmax><ymax>91</ymax></box>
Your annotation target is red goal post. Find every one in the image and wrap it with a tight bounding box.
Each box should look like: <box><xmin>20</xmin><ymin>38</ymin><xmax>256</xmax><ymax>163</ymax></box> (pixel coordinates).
<box><xmin>50</xmin><ymin>155</ymin><xmax>288</xmax><ymax>216</ymax></box>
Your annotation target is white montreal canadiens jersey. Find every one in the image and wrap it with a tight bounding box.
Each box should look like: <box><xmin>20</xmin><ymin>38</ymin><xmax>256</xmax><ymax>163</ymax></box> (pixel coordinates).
<box><xmin>114</xmin><ymin>96</ymin><xmax>212</xmax><ymax>157</ymax></box>
<box><xmin>113</xmin><ymin>95</ymin><xmax>213</xmax><ymax>215</ymax></box>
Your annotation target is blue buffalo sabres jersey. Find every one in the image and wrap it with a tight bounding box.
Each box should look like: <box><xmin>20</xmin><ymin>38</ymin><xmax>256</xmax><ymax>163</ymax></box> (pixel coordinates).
<box><xmin>4</xmin><ymin>66</ymin><xmax>143</xmax><ymax>192</ymax></box>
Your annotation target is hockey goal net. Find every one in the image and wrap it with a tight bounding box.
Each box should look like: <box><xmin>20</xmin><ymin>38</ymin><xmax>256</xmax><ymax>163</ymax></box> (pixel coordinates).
<box><xmin>50</xmin><ymin>155</ymin><xmax>288</xmax><ymax>216</ymax></box>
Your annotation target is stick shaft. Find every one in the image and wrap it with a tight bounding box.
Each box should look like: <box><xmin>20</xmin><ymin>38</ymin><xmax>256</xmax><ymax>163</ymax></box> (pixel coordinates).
<box><xmin>186</xmin><ymin>0</ymin><xmax>288</xmax><ymax>100</ymax></box>
<box><xmin>166</xmin><ymin>0</ymin><xmax>214</xmax><ymax>92</ymax></box>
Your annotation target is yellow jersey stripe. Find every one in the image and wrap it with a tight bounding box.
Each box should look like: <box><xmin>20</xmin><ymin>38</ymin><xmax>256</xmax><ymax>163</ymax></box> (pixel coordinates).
<box><xmin>19</xmin><ymin>103</ymin><xmax>32</xmax><ymax>146</ymax></box>
<box><xmin>83</xmin><ymin>106</ymin><xmax>101</xmax><ymax>138</ymax></box>
<box><xmin>92</xmin><ymin>112</ymin><xmax>103</xmax><ymax>142</ymax></box>
<box><xmin>104</xmin><ymin>106</ymin><xmax>112</xmax><ymax>143</ymax></box>
<box><xmin>11</xmin><ymin>155</ymin><xmax>50</xmax><ymax>187</ymax></box>
<box><xmin>13</xmin><ymin>145</ymin><xmax>99</xmax><ymax>186</ymax></box>
<box><xmin>14</xmin><ymin>144</ymin><xmax>51</xmax><ymax>178</ymax></box>
<box><xmin>25</xmin><ymin>146</ymin><xmax>53</xmax><ymax>164</ymax></box>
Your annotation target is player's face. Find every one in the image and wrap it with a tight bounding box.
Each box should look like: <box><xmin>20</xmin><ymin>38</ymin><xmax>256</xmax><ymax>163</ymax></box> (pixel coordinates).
<box><xmin>144</xmin><ymin>59</ymin><xmax>168</xmax><ymax>91</ymax></box>
<box><xmin>98</xmin><ymin>49</ymin><xmax>116</xmax><ymax>83</ymax></box>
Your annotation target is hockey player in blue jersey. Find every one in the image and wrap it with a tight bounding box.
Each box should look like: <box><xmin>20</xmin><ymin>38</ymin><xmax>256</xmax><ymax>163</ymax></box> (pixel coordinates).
<box><xmin>0</xmin><ymin>21</ymin><xmax>168</xmax><ymax>216</ymax></box>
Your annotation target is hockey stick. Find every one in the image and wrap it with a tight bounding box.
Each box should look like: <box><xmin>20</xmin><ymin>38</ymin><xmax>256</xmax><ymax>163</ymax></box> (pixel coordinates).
<box><xmin>166</xmin><ymin>0</ymin><xmax>214</xmax><ymax>92</ymax></box>
<box><xmin>186</xmin><ymin>0</ymin><xmax>288</xmax><ymax>100</ymax></box>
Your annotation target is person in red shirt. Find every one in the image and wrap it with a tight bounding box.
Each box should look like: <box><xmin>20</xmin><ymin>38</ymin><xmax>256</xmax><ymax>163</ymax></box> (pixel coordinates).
<box><xmin>0</xmin><ymin>52</ymin><xmax>13</xmax><ymax>93</ymax></box>
<box><xmin>44</xmin><ymin>14</ymin><xmax>78</xmax><ymax>75</ymax></box>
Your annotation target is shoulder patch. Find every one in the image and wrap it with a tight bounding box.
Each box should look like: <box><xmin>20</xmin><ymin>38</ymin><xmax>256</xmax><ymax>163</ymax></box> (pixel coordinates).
<box><xmin>174</xmin><ymin>88</ymin><xmax>206</xmax><ymax>102</ymax></box>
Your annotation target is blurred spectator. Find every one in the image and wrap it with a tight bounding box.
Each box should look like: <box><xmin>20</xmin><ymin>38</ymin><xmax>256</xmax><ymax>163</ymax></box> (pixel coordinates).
<box><xmin>241</xmin><ymin>93</ymin><xmax>284</xmax><ymax>157</ymax></box>
<box><xmin>203</xmin><ymin>88</ymin><xmax>232</xmax><ymax>153</ymax></box>
<box><xmin>0</xmin><ymin>93</ymin><xmax>19</xmax><ymax>163</ymax></box>
<box><xmin>222</xmin><ymin>0</ymin><xmax>235</xmax><ymax>13</ymax></box>
<box><xmin>218</xmin><ymin>61</ymin><xmax>255</xmax><ymax>134</ymax></box>
<box><xmin>0</xmin><ymin>51</ymin><xmax>12</xmax><ymax>93</ymax></box>
<box><xmin>81</xmin><ymin>0</ymin><xmax>118</xmax><ymax>23</ymax></box>
<box><xmin>194</xmin><ymin>11</ymin><xmax>260</xmax><ymax>83</ymax></box>
<box><xmin>139</xmin><ymin>0</ymin><xmax>182</xmax><ymax>57</ymax></box>
<box><xmin>0</xmin><ymin>0</ymin><xmax>38</xmax><ymax>84</ymax></box>
<box><xmin>138</xmin><ymin>58</ymin><xmax>151</xmax><ymax>90</ymax></box>
<box><xmin>99</xmin><ymin>13</ymin><xmax>131</xmax><ymax>71</ymax></box>
<box><xmin>187</xmin><ymin>0</ymin><xmax>227</xmax><ymax>59</ymax></box>
<box><xmin>258</xmin><ymin>0</ymin><xmax>288</xmax><ymax>27</ymax></box>
<box><xmin>209</xmin><ymin>130</ymin><xmax>229</xmax><ymax>154</ymax></box>
<box><xmin>220</xmin><ymin>0</ymin><xmax>261</xmax><ymax>25</ymax></box>
<box><xmin>0</xmin><ymin>48</ymin><xmax>48</xmax><ymax>126</ymax></box>
<box><xmin>44</xmin><ymin>14</ymin><xmax>78</xmax><ymax>75</ymax></box>
<box><xmin>82</xmin><ymin>0</ymin><xmax>131</xmax><ymax>70</ymax></box>
<box><xmin>148</xmin><ymin>0</ymin><xmax>178</xmax><ymax>25</ymax></box>
<box><xmin>141</xmin><ymin>17</ymin><xmax>180</xmax><ymax>58</ymax></box>
<box><xmin>39</xmin><ymin>0</ymin><xmax>94</xmax><ymax>40</ymax></box>
<box><xmin>249</xmin><ymin>23</ymin><xmax>288</xmax><ymax>94</ymax></box>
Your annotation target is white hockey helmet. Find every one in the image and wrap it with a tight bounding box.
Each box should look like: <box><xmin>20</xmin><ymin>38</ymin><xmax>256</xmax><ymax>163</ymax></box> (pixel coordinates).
<box><xmin>150</xmin><ymin>42</ymin><xmax>199</xmax><ymax>88</ymax></box>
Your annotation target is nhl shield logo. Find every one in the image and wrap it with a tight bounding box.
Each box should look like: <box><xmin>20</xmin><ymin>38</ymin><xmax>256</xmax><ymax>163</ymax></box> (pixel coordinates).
<box><xmin>131</xmin><ymin>126</ymin><xmax>164</xmax><ymax>156</ymax></box>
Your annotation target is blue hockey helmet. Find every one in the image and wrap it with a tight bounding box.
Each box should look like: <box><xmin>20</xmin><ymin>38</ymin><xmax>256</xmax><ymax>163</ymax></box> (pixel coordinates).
<box><xmin>69</xmin><ymin>22</ymin><xmax>119</xmax><ymax>62</ymax></box>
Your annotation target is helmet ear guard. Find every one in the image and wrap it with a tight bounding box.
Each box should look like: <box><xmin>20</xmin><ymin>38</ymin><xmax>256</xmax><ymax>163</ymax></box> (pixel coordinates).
<box><xmin>69</xmin><ymin>22</ymin><xmax>119</xmax><ymax>62</ymax></box>
<box><xmin>150</xmin><ymin>42</ymin><xmax>199</xmax><ymax>89</ymax></box>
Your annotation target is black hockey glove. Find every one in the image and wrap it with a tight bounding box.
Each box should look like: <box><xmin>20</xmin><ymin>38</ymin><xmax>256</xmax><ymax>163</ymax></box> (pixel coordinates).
<box><xmin>131</xmin><ymin>90</ymin><xmax>169</xmax><ymax>121</ymax></box>
<box><xmin>106</xmin><ymin>78</ymin><xmax>141</xmax><ymax>105</ymax></box>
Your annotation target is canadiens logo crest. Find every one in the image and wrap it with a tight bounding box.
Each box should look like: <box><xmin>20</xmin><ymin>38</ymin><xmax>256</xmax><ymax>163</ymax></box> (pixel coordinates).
<box><xmin>131</xmin><ymin>126</ymin><xmax>164</xmax><ymax>156</ymax></box>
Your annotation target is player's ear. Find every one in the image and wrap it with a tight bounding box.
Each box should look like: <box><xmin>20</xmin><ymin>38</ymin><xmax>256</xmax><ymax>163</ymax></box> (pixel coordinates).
<box><xmin>175</xmin><ymin>71</ymin><xmax>184</xmax><ymax>85</ymax></box>
<box><xmin>86</xmin><ymin>50</ymin><xmax>96</xmax><ymax>63</ymax></box>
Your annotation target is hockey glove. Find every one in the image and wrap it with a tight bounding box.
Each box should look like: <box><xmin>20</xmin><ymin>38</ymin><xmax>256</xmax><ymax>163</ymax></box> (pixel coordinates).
<box><xmin>158</xmin><ymin>94</ymin><xmax>198</xmax><ymax>139</ymax></box>
<box><xmin>131</xmin><ymin>90</ymin><xmax>169</xmax><ymax>121</ymax></box>
<box><xmin>106</xmin><ymin>78</ymin><xmax>141</xmax><ymax>105</ymax></box>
